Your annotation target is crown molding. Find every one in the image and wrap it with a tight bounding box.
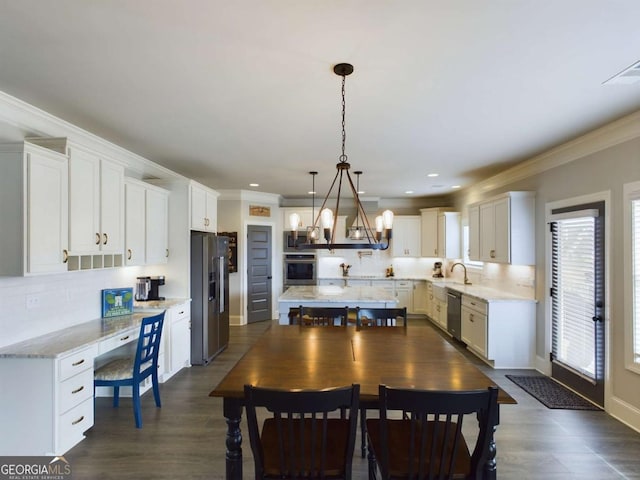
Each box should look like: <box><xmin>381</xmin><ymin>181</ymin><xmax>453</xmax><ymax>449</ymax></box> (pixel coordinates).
<box><xmin>0</xmin><ymin>90</ymin><xmax>183</xmax><ymax>181</ymax></box>
<box><xmin>468</xmin><ymin>109</ymin><xmax>640</xmax><ymax>195</ymax></box>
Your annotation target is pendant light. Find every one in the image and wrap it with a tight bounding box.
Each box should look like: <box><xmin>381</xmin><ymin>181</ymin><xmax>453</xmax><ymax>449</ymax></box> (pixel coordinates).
<box><xmin>293</xmin><ymin>63</ymin><xmax>393</xmax><ymax>250</ymax></box>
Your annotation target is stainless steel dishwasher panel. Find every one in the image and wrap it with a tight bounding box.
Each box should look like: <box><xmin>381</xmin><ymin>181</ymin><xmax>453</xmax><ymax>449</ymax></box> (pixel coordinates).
<box><xmin>446</xmin><ymin>289</ymin><xmax>462</xmax><ymax>340</ymax></box>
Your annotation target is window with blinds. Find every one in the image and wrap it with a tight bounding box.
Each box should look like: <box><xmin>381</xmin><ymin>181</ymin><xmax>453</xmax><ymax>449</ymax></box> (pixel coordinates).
<box><xmin>550</xmin><ymin>210</ymin><xmax>598</xmax><ymax>379</ymax></box>
<box><xmin>632</xmin><ymin>197</ymin><xmax>640</xmax><ymax>365</ymax></box>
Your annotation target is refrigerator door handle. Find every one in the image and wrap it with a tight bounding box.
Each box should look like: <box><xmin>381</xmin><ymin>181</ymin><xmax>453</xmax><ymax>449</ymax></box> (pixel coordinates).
<box><xmin>219</xmin><ymin>257</ymin><xmax>225</xmax><ymax>313</ymax></box>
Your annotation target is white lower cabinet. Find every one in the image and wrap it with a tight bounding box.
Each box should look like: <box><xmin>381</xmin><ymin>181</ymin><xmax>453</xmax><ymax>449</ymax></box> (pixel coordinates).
<box><xmin>0</xmin><ymin>344</ymin><xmax>98</xmax><ymax>455</ymax></box>
<box><xmin>394</xmin><ymin>280</ymin><xmax>413</xmax><ymax>310</ymax></box>
<box><xmin>163</xmin><ymin>302</ymin><xmax>191</xmax><ymax>381</ymax></box>
<box><xmin>461</xmin><ymin>294</ymin><xmax>536</xmax><ymax>368</ymax></box>
<box><xmin>412</xmin><ymin>281</ymin><xmax>428</xmax><ymax>314</ymax></box>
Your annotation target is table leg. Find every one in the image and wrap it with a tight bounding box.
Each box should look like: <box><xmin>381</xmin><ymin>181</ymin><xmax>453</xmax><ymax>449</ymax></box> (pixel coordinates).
<box><xmin>484</xmin><ymin>405</ymin><xmax>499</xmax><ymax>480</ymax></box>
<box><xmin>223</xmin><ymin>397</ymin><xmax>243</xmax><ymax>480</ymax></box>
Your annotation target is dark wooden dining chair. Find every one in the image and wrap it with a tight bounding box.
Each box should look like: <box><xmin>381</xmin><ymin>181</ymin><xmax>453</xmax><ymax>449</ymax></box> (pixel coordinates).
<box><xmin>244</xmin><ymin>383</ymin><xmax>360</xmax><ymax>480</ymax></box>
<box><xmin>296</xmin><ymin>305</ymin><xmax>350</xmax><ymax>326</ymax></box>
<box><xmin>94</xmin><ymin>311</ymin><xmax>165</xmax><ymax>428</ymax></box>
<box><xmin>355</xmin><ymin>306</ymin><xmax>407</xmax><ymax>457</ymax></box>
<box><xmin>366</xmin><ymin>385</ymin><xmax>499</xmax><ymax>480</ymax></box>
<box><xmin>355</xmin><ymin>307</ymin><xmax>407</xmax><ymax>327</ymax></box>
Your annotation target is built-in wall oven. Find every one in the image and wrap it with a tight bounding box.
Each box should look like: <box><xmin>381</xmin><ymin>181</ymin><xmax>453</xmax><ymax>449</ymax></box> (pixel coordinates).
<box><xmin>283</xmin><ymin>253</ymin><xmax>317</xmax><ymax>288</ymax></box>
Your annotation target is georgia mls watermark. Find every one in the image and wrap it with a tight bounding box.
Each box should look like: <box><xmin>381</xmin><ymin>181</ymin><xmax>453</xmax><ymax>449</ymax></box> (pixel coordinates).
<box><xmin>0</xmin><ymin>456</ymin><xmax>71</xmax><ymax>480</ymax></box>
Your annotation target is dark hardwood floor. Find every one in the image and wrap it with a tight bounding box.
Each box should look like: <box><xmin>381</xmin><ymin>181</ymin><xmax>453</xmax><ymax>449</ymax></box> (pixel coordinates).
<box><xmin>65</xmin><ymin>318</ymin><xmax>640</xmax><ymax>479</ymax></box>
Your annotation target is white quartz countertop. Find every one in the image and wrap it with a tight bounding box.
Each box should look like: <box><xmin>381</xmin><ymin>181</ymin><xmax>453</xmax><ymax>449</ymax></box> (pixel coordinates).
<box><xmin>133</xmin><ymin>297</ymin><xmax>191</xmax><ymax>310</ymax></box>
<box><xmin>319</xmin><ymin>276</ymin><xmax>429</xmax><ymax>281</ymax></box>
<box><xmin>279</xmin><ymin>285</ymin><xmax>397</xmax><ymax>303</ymax></box>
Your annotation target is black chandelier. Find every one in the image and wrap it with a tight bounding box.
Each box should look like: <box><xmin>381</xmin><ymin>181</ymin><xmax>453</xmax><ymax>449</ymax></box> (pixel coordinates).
<box><xmin>290</xmin><ymin>63</ymin><xmax>393</xmax><ymax>250</ymax></box>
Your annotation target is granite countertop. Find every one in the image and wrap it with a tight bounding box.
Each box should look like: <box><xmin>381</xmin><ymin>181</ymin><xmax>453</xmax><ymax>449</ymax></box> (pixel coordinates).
<box><xmin>429</xmin><ymin>279</ymin><xmax>536</xmax><ymax>303</ymax></box>
<box><xmin>279</xmin><ymin>285</ymin><xmax>397</xmax><ymax>303</ymax></box>
<box><xmin>0</xmin><ymin>313</ymin><xmax>151</xmax><ymax>359</ymax></box>
<box><xmin>319</xmin><ymin>276</ymin><xmax>429</xmax><ymax>281</ymax></box>
<box><xmin>133</xmin><ymin>297</ymin><xmax>191</xmax><ymax>311</ymax></box>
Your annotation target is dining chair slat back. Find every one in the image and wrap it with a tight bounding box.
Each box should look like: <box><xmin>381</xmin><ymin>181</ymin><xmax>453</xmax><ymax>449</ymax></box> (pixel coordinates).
<box><xmin>244</xmin><ymin>383</ymin><xmax>360</xmax><ymax>479</ymax></box>
<box><xmin>367</xmin><ymin>385</ymin><xmax>499</xmax><ymax>480</ymax></box>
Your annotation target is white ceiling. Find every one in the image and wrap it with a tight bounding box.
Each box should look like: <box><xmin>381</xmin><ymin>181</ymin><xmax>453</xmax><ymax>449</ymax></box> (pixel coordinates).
<box><xmin>1</xmin><ymin>1</ymin><xmax>640</xmax><ymax>199</ymax></box>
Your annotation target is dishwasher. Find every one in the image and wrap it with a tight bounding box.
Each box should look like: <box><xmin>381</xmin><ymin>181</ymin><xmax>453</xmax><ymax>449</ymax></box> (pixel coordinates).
<box><xmin>446</xmin><ymin>288</ymin><xmax>462</xmax><ymax>341</ymax></box>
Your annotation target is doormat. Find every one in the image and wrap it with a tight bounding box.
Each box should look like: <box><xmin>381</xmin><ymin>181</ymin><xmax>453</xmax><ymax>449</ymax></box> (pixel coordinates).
<box><xmin>505</xmin><ymin>375</ymin><xmax>602</xmax><ymax>411</ymax></box>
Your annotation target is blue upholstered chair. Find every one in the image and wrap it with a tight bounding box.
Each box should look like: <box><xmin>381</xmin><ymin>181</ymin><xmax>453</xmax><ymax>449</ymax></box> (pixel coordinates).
<box><xmin>94</xmin><ymin>311</ymin><xmax>165</xmax><ymax>428</ymax></box>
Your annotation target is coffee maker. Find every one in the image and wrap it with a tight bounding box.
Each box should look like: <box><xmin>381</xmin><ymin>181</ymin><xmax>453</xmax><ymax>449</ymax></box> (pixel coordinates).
<box><xmin>135</xmin><ymin>276</ymin><xmax>166</xmax><ymax>301</ymax></box>
<box><xmin>432</xmin><ymin>262</ymin><xmax>444</xmax><ymax>278</ymax></box>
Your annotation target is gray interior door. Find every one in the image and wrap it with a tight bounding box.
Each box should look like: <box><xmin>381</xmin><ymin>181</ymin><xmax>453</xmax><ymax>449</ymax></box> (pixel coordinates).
<box><xmin>247</xmin><ymin>225</ymin><xmax>272</xmax><ymax>323</ymax></box>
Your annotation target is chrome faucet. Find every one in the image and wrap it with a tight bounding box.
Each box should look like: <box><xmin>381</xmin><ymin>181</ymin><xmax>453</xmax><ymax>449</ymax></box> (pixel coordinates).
<box><xmin>451</xmin><ymin>262</ymin><xmax>472</xmax><ymax>285</ymax></box>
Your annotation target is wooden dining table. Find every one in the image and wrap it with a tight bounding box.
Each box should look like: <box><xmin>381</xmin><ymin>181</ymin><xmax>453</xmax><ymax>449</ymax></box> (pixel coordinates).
<box><xmin>209</xmin><ymin>323</ymin><xmax>516</xmax><ymax>480</ymax></box>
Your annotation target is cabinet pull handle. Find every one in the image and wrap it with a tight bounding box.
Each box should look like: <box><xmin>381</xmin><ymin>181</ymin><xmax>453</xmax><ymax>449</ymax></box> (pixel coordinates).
<box><xmin>71</xmin><ymin>415</ymin><xmax>85</xmax><ymax>426</ymax></box>
<box><xmin>120</xmin><ymin>335</ymin><xmax>130</xmax><ymax>341</ymax></box>
<box><xmin>469</xmin><ymin>314</ymin><xmax>474</xmax><ymax>322</ymax></box>
<box><xmin>178</xmin><ymin>311</ymin><xmax>184</xmax><ymax>315</ymax></box>
<box><xmin>166</xmin><ymin>249</ymin><xmax>169</xmax><ymax>257</ymax></box>
<box><xmin>71</xmin><ymin>359</ymin><xmax>85</xmax><ymax>367</ymax></box>
<box><xmin>490</xmin><ymin>249</ymin><xmax>496</xmax><ymax>258</ymax></box>
<box><xmin>63</xmin><ymin>249</ymin><xmax>69</xmax><ymax>263</ymax></box>
<box><xmin>127</xmin><ymin>249</ymin><xmax>132</xmax><ymax>260</ymax></box>
<box><xmin>95</xmin><ymin>233</ymin><xmax>101</xmax><ymax>245</ymax></box>
<box><xmin>71</xmin><ymin>385</ymin><xmax>85</xmax><ymax>394</ymax></box>
<box><xmin>103</xmin><ymin>233</ymin><xmax>108</xmax><ymax>245</ymax></box>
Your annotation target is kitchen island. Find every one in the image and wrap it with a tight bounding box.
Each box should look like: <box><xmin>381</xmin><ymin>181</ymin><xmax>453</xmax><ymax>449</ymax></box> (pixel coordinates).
<box><xmin>277</xmin><ymin>284</ymin><xmax>398</xmax><ymax>324</ymax></box>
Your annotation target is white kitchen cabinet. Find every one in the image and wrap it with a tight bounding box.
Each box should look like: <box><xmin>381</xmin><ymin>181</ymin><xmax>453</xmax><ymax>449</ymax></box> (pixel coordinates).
<box><xmin>461</xmin><ymin>297</ymin><xmax>488</xmax><ymax>358</ymax></box>
<box><xmin>468</xmin><ymin>204</ymin><xmax>480</xmax><ymax>261</ymax></box>
<box><xmin>420</xmin><ymin>209</ymin><xmax>461</xmax><ymax>259</ymax></box>
<box><xmin>460</xmin><ymin>294</ymin><xmax>536</xmax><ymax>368</ymax></box>
<box><xmin>55</xmin><ymin>142</ymin><xmax>124</xmax><ymax>256</ymax></box>
<box><xmin>124</xmin><ymin>179</ymin><xmax>170</xmax><ymax>266</ymax></box>
<box><xmin>0</xmin><ymin>142</ymin><xmax>69</xmax><ymax>276</ymax></box>
<box><xmin>145</xmin><ymin>186</ymin><xmax>170</xmax><ymax>265</ymax></box>
<box><xmin>470</xmin><ymin>191</ymin><xmax>535</xmax><ymax>265</ymax></box>
<box><xmin>164</xmin><ymin>302</ymin><xmax>191</xmax><ymax>381</ymax></box>
<box><xmin>190</xmin><ymin>181</ymin><xmax>219</xmax><ymax>232</ymax></box>
<box><xmin>124</xmin><ymin>179</ymin><xmax>146</xmax><ymax>266</ymax></box>
<box><xmin>412</xmin><ymin>280</ymin><xmax>428</xmax><ymax>314</ymax></box>
<box><xmin>391</xmin><ymin>216</ymin><xmax>421</xmax><ymax>257</ymax></box>
<box><xmin>420</xmin><ymin>209</ymin><xmax>439</xmax><ymax>257</ymax></box>
<box><xmin>432</xmin><ymin>284</ymin><xmax>448</xmax><ymax>331</ymax></box>
<box><xmin>394</xmin><ymin>280</ymin><xmax>413</xmax><ymax>310</ymax></box>
<box><xmin>0</xmin><ymin>344</ymin><xmax>98</xmax><ymax>455</ymax></box>
<box><xmin>425</xmin><ymin>281</ymin><xmax>434</xmax><ymax>319</ymax></box>
<box><xmin>346</xmin><ymin>278</ymin><xmax>371</xmax><ymax>286</ymax></box>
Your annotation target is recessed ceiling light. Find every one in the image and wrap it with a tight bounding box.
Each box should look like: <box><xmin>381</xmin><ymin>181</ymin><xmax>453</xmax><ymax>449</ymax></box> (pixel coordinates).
<box><xmin>357</xmin><ymin>190</ymin><xmax>365</xmax><ymax>194</ymax></box>
<box><xmin>427</xmin><ymin>173</ymin><xmax>439</xmax><ymax>177</ymax></box>
<box><xmin>308</xmin><ymin>190</ymin><xmax>316</xmax><ymax>195</ymax></box>
<box><xmin>451</xmin><ymin>185</ymin><xmax>461</xmax><ymax>189</ymax></box>
<box><xmin>405</xmin><ymin>190</ymin><xmax>414</xmax><ymax>194</ymax></box>
<box><xmin>249</xmin><ymin>183</ymin><xmax>259</xmax><ymax>187</ymax></box>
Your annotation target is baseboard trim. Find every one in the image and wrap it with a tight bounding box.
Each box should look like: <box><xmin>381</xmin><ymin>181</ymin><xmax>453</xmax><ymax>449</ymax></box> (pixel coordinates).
<box><xmin>608</xmin><ymin>395</ymin><xmax>640</xmax><ymax>434</ymax></box>
<box><xmin>535</xmin><ymin>355</ymin><xmax>551</xmax><ymax>375</ymax></box>
<box><xmin>229</xmin><ymin>314</ymin><xmax>244</xmax><ymax>326</ymax></box>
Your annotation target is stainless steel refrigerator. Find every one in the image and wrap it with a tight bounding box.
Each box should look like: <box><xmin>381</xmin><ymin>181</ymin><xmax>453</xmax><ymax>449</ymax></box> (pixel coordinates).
<box><xmin>190</xmin><ymin>232</ymin><xmax>230</xmax><ymax>365</ymax></box>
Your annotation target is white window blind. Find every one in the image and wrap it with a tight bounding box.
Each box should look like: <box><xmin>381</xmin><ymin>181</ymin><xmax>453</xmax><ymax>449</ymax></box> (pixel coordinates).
<box><xmin>632</xmin><ymin>198</ymin><xmax>640</xmax><ymax>364</ymax></box>
<box><xmin>551</xmin><ymin>213</ymin><xmax>597</xmax><ymax>378</ymax></box>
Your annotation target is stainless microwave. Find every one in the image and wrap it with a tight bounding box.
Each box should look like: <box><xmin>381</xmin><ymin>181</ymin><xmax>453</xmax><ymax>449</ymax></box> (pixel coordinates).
<box><xmin>284</xmin><ymin>231</ymin><xmax>310</xmax><ymax>252</ymax></box>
